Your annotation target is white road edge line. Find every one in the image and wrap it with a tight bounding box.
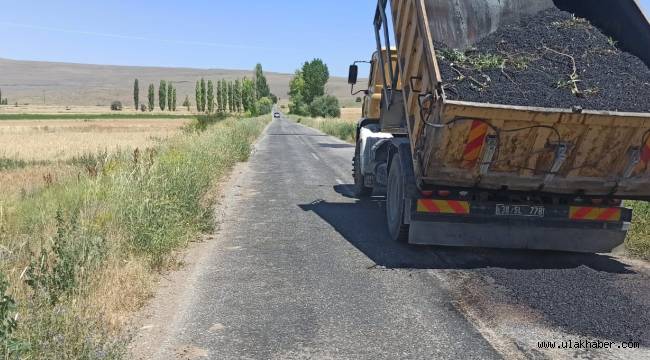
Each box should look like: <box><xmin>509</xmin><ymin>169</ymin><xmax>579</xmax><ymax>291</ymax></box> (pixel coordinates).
<box><xmin>311</xmin><ymin>152</ymin><xmax>320</xmax><ymax>161</ymax></box>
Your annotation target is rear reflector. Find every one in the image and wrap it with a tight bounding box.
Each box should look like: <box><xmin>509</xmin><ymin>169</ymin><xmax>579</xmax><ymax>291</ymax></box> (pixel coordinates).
<box><xmin>417</xmin><ymin>199</ymin><xmax>470</xmax><ymax>215</ymax></box>
<box><xmin>642</xmin><ymin>137</ymin><xmax>650</xmax><ymax>163</ymax></box>
<box><xmin>462</xmin><ymin>120</ymin><xmax>489</xmax><ymax>168</ymax></box>
<box><xmin>569</xmin><ymin>206</ymin><xmax>622</xmax><ymax>222</ymax></box>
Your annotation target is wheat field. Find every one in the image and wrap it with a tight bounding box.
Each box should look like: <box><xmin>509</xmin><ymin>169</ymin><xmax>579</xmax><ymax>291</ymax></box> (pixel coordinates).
<box><xmin>0</xmin><ymin>117</ymin><xmax>188</xmax><ymax>203</ymax></box>
<box><xmin>339</xmin><ymin>107</ymin><xmax>363</xmax><ymax>121</ymax></box>
<box><xmin>0</xmin><ymin>119</ymin><xmax>187</xmax><ymax>161</ymax></box>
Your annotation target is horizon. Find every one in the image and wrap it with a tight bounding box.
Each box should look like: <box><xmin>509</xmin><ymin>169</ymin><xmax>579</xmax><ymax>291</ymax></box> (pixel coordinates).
<box><xmin>0</xmin><ymin>56</ymin><xmax>314</xmax><ymax>77</ymax></box>
<box><xmin>1</xmin><ymin>0</ymin><xmax>649</xmax><ymax>77</ymax></box>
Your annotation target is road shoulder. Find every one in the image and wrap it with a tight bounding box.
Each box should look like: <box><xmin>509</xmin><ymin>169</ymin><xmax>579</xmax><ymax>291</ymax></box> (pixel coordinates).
<box><xmin>127</xmin><ymin>122</ymin><xmax>271</xmax><ymax>359</ymax></box>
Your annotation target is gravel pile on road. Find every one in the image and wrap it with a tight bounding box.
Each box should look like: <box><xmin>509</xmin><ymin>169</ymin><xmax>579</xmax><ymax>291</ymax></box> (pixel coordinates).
<box><xmin>436</xmin><ymin>8</ymin><xmax>650</xmax><ymax>113</ymax></box>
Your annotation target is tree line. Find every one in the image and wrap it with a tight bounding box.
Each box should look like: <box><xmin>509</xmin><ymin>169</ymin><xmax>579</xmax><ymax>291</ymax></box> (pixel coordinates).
<box><xmin>194</xmin><ymin>63</ymin><xmax>276</xmax><ymax>116</ymax></box>
<box><xmin>131</xmin><ymin>63</ymin><xmax>276</xmax><ymax>115</ymax></box>
<box><xmin>289</xmin><ymin>59</ymin><xmax>340</xmax><ymax>118</ymax></box>
<box><xmin>132</xmin><ymin>79</ymin><xmax>178</xmax><ymax>112</ymax></box>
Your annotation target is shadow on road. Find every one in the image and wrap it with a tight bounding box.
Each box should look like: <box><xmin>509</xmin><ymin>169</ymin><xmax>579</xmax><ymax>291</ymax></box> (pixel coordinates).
<box><xmin>299</xmin><ymin>185</ymin><xmax>634</xmax><ymax>274</ymax></box>
<box><xmin>301</xmin><ymin>185</ymin><xmax>649</xmax><ymax>347</ymax></box>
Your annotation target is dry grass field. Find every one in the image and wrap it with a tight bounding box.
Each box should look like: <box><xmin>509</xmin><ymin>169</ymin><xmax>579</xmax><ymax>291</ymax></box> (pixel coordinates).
<box><xmin>291</xmin><ymin>110</ymin><xmax>359</xmax><ymax>143</ymax></box>
<box><xmin>0</xmin><ymin>104</ymin><xmax>195</xmax><ymax>115</ymax></box>
<box><xmin>0</xmin><ymin>164</ymin><xmax>77</xmax><ymax>199</ymax></box>
<box><xmin>339</xmin><ymin>107</ymin><xmax>363</xmax><ymax>121</ymax></box>
<box><xmin>0</xmin><ymin>119</ymin><xmax>187</xmax><ymax>161</ymax></box>
<box><xmin>0</xmin><ymin>116</ymin><xmax>188</xmax><ymax>203</ymax></box>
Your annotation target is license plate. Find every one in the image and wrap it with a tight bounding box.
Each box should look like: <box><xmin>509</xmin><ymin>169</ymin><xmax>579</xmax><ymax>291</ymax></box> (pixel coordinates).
<box><xmin>495</xmin><ymin>204</ymin><xmax>545</xmax><ymax>218</ymax></box>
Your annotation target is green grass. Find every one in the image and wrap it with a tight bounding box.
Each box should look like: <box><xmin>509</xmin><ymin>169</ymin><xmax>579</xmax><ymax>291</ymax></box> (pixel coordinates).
<box><xmin>0</xmin><ymin>157</ymin><xmax>28</xmax><ymax>170</ymax></box>
<box><xmin>626</xmin><ymin>201</ymin><xmax>650</xmax><ymax>260</ymax></box>
<box><xmin>292</xmin><ymin>115</ymin><xmax>356</xmax><ymax>143</ymax></box>
<box><xmin>551</xmin><ymin>15</ymin><xmax>590</xmax><ymax>29</ymax></box>
<box><xmin>0</xmin><ymin>116</ymin><xmax>269</xmax><ymax>359</ymax></box>
<box><xmin>0</xmin><ymin>156</ymin><xmax>50</xmax><ymax>170</ymax></box>
<box><xmin>437</xmin><ymin>48</ymin><xmax>535</xmax><ymax>71</ymax></box>
<box><xmin>0</xmin><ymin>113</ymin><xmax>196</xmax><ymax>121</ymax></box>
<box><xmin>469</xmin><ymin>54</ymin><xmax>506</xmax><ymax>71</ymax></box>
<box><xmin>438</xmin><ymin>49</ymin><xmax>505</xmax><ymax>71</ymax></box>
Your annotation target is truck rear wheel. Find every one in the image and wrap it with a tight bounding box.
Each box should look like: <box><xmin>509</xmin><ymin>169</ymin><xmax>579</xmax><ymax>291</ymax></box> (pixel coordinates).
<box><xmin>353</xmin><ymin>138</ymin><xmax>372</xmax><ymax>197</ymax></box>
<box><xmin>386</xmin><ymin>153</ymin><xmax>410</xmax><ymax>243</ymax></box>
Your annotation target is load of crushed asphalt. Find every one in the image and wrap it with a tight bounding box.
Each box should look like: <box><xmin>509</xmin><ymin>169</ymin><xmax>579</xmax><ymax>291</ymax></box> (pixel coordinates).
<box><xmin>435</xmin><ymin>8</ymin><xmax>650</xmax><ymax>113</ymax></box>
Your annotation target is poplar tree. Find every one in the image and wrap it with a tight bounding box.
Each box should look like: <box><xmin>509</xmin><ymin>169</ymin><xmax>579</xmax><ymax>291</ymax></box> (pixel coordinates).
<box><xmin>224</xmin><ymin>80</ymin><xmax>229</xmax><ymax>112</ymax></box>
<box><xmin>207</xmin><ymin>80</ymin><xmax>215</xmax><ymax>113</ymax></box>
<box><xmin>195</xmin><ymin>81</ymin><xmax>201</xmax><ymax>112</ymax></box>
<box><xmin>159</xmin><ymin>80</ymin><xmax>167</xmax><ymax>111</ymax></box>
<box><xmin>133</xmin><ymin>79</ymin><xmax>139</xmax><ymax>110</ymax></box>
<box><xmin>234</xmin><ymin>79</ymin><xmax>242</xmax><ymax>113</ymax></box>
<box><xmin>230</xmin><ymin>81</ymin><xmax>236</xmax><ymax>113</ymax></box>
<box><xmin>215</xmin><ymin>80</ymin><xmax>221</xmax><ymax>112</ymax></box>
<box><xmin>172</xmin><ymin>88</ymin><xmax>177</xmax><ymax>111</ymax></box>
<box><xmin>148</xmin><ymin>84</ymin><xmax>155</xmax><ymax>111</ymax></box>
<box><xmin>254</xmin><ymin>63</ymin><xmax>270</xmax><ymax>100</ymax></box>
<box><xmin>225</xmin><ymin>82</ymin><xmax>231</xmax><ymax>112</ymax></box>
<box><xmin>230</xmin><ymin>81</ymin><xmax>235</xmax><ymax>113</ymax></box>
<box><xmin>220</xmin><ymin>80</ymin><xmax>227</xmax><ymax>112</ymax></box>
<box><xmin>230</xmin><ymin>82</ymin><xmax>236</xmax><ymax>112</ymax></box>
<box><xmin>241</xmin><ymin>78</ymin><xmax>255</xmax><ymax>113</ymax></box>
<box><xmin>167</xmin><ymin>82</ymin><xmax>173</xmax><ymax>111</ymax></box>
<box><xmin>200</xmin><ymin>78</ymin><xmax>207</xmax><ymax>112</ymax></box>
<box><xmin>223</xmin><ymin>81</ymin><xmax>232</xmax><ymax>112</ymax></box>
<box><xmin>252</xmin><ymin>77</ymin><xmax>257</xmax><ymax>101</ymax></box>
<box><xmin>219</xmin><ymin>80</ymin><xmax>224</xmax><ymax>112</ymax></box>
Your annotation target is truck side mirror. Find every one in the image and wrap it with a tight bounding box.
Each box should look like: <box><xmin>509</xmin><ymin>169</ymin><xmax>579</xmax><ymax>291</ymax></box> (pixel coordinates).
<box><xmin>348</xmin><ymin>65</ymin><xmax>359</xmax><ymax>85</ymax></box>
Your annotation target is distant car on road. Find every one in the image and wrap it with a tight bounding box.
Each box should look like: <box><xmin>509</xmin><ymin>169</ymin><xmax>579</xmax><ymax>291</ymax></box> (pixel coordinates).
<box><xmin>273</xmin><ymin>112</ymin><xmax>281</xmax><ymax>118</ymax></box>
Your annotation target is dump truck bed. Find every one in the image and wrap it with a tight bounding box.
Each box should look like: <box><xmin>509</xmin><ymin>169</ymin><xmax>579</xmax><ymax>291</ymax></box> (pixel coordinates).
<box><xmin>389</xmin><ymin>0</ymin><xmax>650</xmax><ymax>199</ymax></box>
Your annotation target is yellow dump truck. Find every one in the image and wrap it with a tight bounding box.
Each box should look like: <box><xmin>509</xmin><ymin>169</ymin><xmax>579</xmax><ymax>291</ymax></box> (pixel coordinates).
<box><xmin>348</xmin><ymin>0</ymin><xmax>650</xmax><ymax>252</ymax></box>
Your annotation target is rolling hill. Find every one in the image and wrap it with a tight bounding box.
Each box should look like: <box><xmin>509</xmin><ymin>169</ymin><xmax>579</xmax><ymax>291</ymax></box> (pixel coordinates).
<box><xmin>0</xmin><ymin>57</ymin><xmax>360</xmax><ymax>108</ymax></box>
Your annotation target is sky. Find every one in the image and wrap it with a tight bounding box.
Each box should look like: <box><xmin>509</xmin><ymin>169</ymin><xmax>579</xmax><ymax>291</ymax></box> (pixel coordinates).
<box><xmin>1</xmin><ymin>0</ymin><xmax>649</xmax><ymax>77</ymax></box>
<box><xmin>0</xmin><ymin>1</ymin><xmax>378</xmax><ymax>77</ymax></box>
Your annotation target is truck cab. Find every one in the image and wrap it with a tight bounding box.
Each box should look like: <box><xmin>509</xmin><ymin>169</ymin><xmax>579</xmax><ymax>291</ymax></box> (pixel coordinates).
<box><xmin>349</xmin><ymin>49</ymin><xmax>407</xmax><ymax>199</ymax></box>
<box><xmin>358</xmin><ymin>49</ymin><xmax>401</xmax><ymax>121</ymax></box>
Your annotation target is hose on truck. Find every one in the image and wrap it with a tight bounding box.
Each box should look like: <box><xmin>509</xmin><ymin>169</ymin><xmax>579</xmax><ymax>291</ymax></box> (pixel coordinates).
<box><xmin>423</xmin><ymin>116</ymin><xmax>650</xmax><ymax>177</ymax></box>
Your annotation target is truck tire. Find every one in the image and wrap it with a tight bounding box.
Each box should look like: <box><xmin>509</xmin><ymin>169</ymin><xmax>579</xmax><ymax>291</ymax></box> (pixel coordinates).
<box><xmin>353</xmin><ymin>138</ymin><xmax>372</xmax><ymax>197</ymax></box>
<box><xmin>386</xmin><ymin>153</ymin><xmax>410</xmax><ymax>243</ymax></box>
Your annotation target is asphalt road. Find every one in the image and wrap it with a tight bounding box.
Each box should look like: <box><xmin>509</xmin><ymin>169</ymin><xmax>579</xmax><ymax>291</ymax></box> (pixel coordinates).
<box><xmin>135</xmin><ymin>116</ymin><xmax>650</xmax><ymax>360</ymax></box>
